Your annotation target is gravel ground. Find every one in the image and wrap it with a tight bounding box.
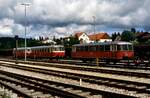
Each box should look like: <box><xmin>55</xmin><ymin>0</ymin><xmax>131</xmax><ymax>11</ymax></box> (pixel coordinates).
<box><xmin>0</xmin><ymin>87</ymin><xmax>18</xmax><ymax>98</ymax></box>
<box><xmin>14</xmin><ymin>62</ymin><xmax>150</xmax><ymax>84</ymax></box>
<box><xmin>0</xmin><ymin>66</ymin><xmax>150</xmax><ymax>98</ymax></box>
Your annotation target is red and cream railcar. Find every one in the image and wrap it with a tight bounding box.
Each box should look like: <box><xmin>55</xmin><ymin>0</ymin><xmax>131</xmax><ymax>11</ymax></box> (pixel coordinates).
<box><xmin>71</xmin><ymin>41</ymin><xmax>134</xmax><ymax>62</ymax></box>
<box><xmin>13</xmin><ymin>45</ymin><xmax>65</xmax><ymax>59</ymax></box>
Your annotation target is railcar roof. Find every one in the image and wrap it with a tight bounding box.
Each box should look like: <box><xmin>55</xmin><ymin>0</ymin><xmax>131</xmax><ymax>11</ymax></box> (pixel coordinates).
<box><xmin>73</xmin><ymin>41</ymin><xmax>132</xmax><ymax>46</ymax></box>
<box><xmin>15</xmin><ymin>45</ymin><xmax>64</xmax><ymax>50</ymax></box>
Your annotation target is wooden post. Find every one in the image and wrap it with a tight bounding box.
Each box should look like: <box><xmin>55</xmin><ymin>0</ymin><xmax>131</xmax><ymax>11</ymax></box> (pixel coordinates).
<box><xmin>79</xmin><ymin>78</ymin><xmax>82</xmax><ymax>86</ymax></box>
<box><xmin>96</xmin><ymin>58</ymin><xmax>99</xmax><ymax>66</ymax></box>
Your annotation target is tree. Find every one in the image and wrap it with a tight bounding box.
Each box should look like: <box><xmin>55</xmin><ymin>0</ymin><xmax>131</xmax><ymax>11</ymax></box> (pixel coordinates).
<box><xmin>131</xmin><ymin>28</ymin><xmax>136</xmax><ymax>33</ymax></box>
<box><xmin>111</xmin><ymin>32</ymin><xmax>117</xmax><ymax>41</ymax></box>
<box><xmin>121</xmin><ymin>30</ymin><xmax>135</xmax><ymax>41</ymax></box>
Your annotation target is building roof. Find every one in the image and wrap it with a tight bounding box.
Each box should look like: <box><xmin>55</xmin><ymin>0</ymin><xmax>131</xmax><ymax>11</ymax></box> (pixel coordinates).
<box><xmin>74</xmin><ymin>32</ymin><xmax>85</xmax><ymax>38</ymax></box>
<box><xmin>136</xmin><ymin>32</ymin><xmax>150</xmax><ymax>40</ymax></box>
<box><xmin>88</xmin><ymin>33</ymin><xmax>110</xmax><ymax>41</ymax></box>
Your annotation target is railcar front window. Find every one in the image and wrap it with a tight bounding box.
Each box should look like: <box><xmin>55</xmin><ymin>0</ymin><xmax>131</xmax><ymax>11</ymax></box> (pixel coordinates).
<box><xmin>122</xmin><ymin>45</ymin><xmax>128</xmax><ymax>50</ymax></box>
<box><xmin>128</xmin><ymin>45</ymin><xmax>133</xmax><ymax>51</ymax></box>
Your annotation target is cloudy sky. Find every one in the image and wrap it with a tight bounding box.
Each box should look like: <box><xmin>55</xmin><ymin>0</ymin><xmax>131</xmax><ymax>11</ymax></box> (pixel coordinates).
<box><xmin>0</xmin><ymin>0</ymin><xmax>149</xmax><ymax>38</ymax></box>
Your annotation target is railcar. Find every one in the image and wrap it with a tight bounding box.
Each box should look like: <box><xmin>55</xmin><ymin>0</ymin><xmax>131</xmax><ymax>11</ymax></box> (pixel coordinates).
<box><xmin>134</xmin><ymin>44</ymin><xmax>150</xmax><ymax>60</ymax></box>
<box><xmin>13</xmin><ymin>45</ymin><xmax>65</xmax><ymax>59</ymax></box>
<box><xmin>0</xmin><ymin>49</ymin><xmax>13</xmax><ymax>57</ymax></box>
<box><xmin>71</xmin><ymin>41</ymin><xmax>134</xmax><ymax>62</ymax></box>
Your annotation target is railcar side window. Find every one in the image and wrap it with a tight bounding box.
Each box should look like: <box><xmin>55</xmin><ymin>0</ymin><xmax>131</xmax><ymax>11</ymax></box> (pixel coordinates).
<box><xmin>76</xmin><ymin>46</ymin><xmax>80</xmax><ymax>51</ymax></box>
<box><xmin>80</xmin><ymin>46</ymin><xmax>84</xmax><ymax>51</ymax></box>
<box><xmin>72</xmin><ymin>46</ymin><xmax>76</xmax><ymax>52</ymax></box>
<box><xmin>60</xmin><ymin>47</ymin><xmax>64</xmax><ymax>51</ymax></box>
<box><xmin>101</xmin><ymin>45</ymin><xmax>105</xmax><ymax>51</ymax></box>
<box><xmin>53</xmin><ymin>48</ymin><xmax>55</xmax><ymax>51</ymax></box>
<box><xmin>89</xmin><ymin>46</ymin><xmax>96</xmax><ymax>51</ymax></box>
<box><xmin>97</xmin><ymin>45</ymin><xmax>104</xmax><ymax>51</ymax></box>
<box><xmin>46</xmin><ymin>48</ymin><xmax>48</xmax><ymax>52</ymax></box>
<box><xmin>105</xmin><ymin>45</ymin><xmax>110</xmax><ymax>51</ymax></box>
<box><xmin>54</xmin><ymin>47</ymin><xmax>57</xmax><ymax>51</ymax></box>
<box><xmin>57</xmin><ymin>47</ymin><xmax>60</xmax><ymax>51</ymax></box>
<box><xmin>85</xmin><ymin>46</ymin><xmax>88</xmax><ymax>51</ymax></box>
<box><xmin>117</xmin><ymin>45</ymin><xmax>121</xmax><ymax>51</ymax></box>
<box><xmin>96</xmin><ymin>45</ymin><xmax>99</xmax><ymax>51</ymax></box>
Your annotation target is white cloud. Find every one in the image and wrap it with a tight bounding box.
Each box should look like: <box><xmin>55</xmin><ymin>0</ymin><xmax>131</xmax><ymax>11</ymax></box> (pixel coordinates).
<box><xmin>0</xmin><ymin>0</ymin><xmax>150</xmax><ymax>38</ymax></box>
<box><xmin>0</xmin><ymin>18</ymin><xmax>14</xmax><ymax>36</ymax></box>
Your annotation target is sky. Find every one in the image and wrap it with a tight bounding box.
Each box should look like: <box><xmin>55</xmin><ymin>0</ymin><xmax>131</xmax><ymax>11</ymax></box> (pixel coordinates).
<box><xmin>0</xmin><ymin>0</ymin><xmax>149</xmax><ymax>39</ymax></box>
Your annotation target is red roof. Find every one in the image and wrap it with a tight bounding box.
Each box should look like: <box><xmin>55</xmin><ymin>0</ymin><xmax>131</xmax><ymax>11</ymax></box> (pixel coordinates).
<box><xmin>88</xmin><ymin>33</ymin><xmax>110</xmax><ymax>41</ymax></box>
<box><xmin>74</xmin><ymin>32</ymin><xmax>84</xmax><ymax>38</ymax></box>
<box><xmin>136</xmin><ymin>32</ymin><xmax>150</xmax><ymax>39</ymax></box>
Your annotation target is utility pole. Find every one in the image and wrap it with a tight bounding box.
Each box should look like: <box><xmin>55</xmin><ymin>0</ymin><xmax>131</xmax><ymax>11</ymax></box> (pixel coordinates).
<box><xmin>15</xmin><ymin>35</ymin><xmax>18</xmax><ymax>64</ymax></box>
<box><xmin>92</xmin><ymin>16</ymin><xmax>96</xmax><ymax>42</ymax></box>
<box><xmin>21</xmin><ymin>3</ymin><xmax>30</xmax><ymax>61</ymax></box>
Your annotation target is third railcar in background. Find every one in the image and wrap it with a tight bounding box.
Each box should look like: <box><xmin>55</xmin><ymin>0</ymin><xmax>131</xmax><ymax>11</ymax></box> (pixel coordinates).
<box><xmin>134</xmin><ymin>44</ymin><xmax>150</xmax><ymax>60</ymax></box>
<box><xmin>13</xmin><ymin>45</ymin><xmax>65</xmax><ymax>59</ymax></box>
<box><xmin>71</xmin><ymin>41</ymin><xmax>134</xmax><ymax>62</ymax></box>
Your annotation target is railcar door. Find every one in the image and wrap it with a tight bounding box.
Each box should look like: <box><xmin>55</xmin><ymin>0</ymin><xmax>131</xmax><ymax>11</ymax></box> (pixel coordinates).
<box><xmin>111</xmin><ymin>44</ymin><xmax>117</xmax><ymax>59</ymax></box>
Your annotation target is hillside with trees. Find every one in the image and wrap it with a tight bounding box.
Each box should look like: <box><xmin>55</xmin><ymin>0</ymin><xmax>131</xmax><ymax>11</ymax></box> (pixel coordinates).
<box><xmin>0</xmin><ymin>37</ymin><xmax>42</xmax><ymax>50</ymax></box>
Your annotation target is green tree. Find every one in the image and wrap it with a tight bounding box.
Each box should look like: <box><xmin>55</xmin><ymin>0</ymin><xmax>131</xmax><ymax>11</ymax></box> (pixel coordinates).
<box><xmin>121</xmin><ymin>30</ymin><xmax>135</xmax><ymax>41</ymax></box>
<box><xmin>111</xmin><ymin>32</ymin><xmax>117</xmax><ymax>41</ymax></box>
<box><xmin>131</xmin><ymin>28</ymin><xmax>136</xmax><ymax>33</ymax></box>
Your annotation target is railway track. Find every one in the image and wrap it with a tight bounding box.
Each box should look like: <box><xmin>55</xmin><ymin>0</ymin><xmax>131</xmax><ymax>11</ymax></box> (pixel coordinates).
<box><xmin>1</xmin><ymin>59</ymin><xmax>150</xmax><ymax>79</ymax></box>
<box><xmin>59</xmin><ymin>59</ymin><xmax>150</xmax><ymax>70</ymax></box>
<box><xmin>0</xmin><ymin>69</ymin><xmax>136</xmax><ymax>98</ymax></box>
<box><xmin>0</xmin><ymin>60</ymin><xmax>150</xmax><ymax>97</ymax></box>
